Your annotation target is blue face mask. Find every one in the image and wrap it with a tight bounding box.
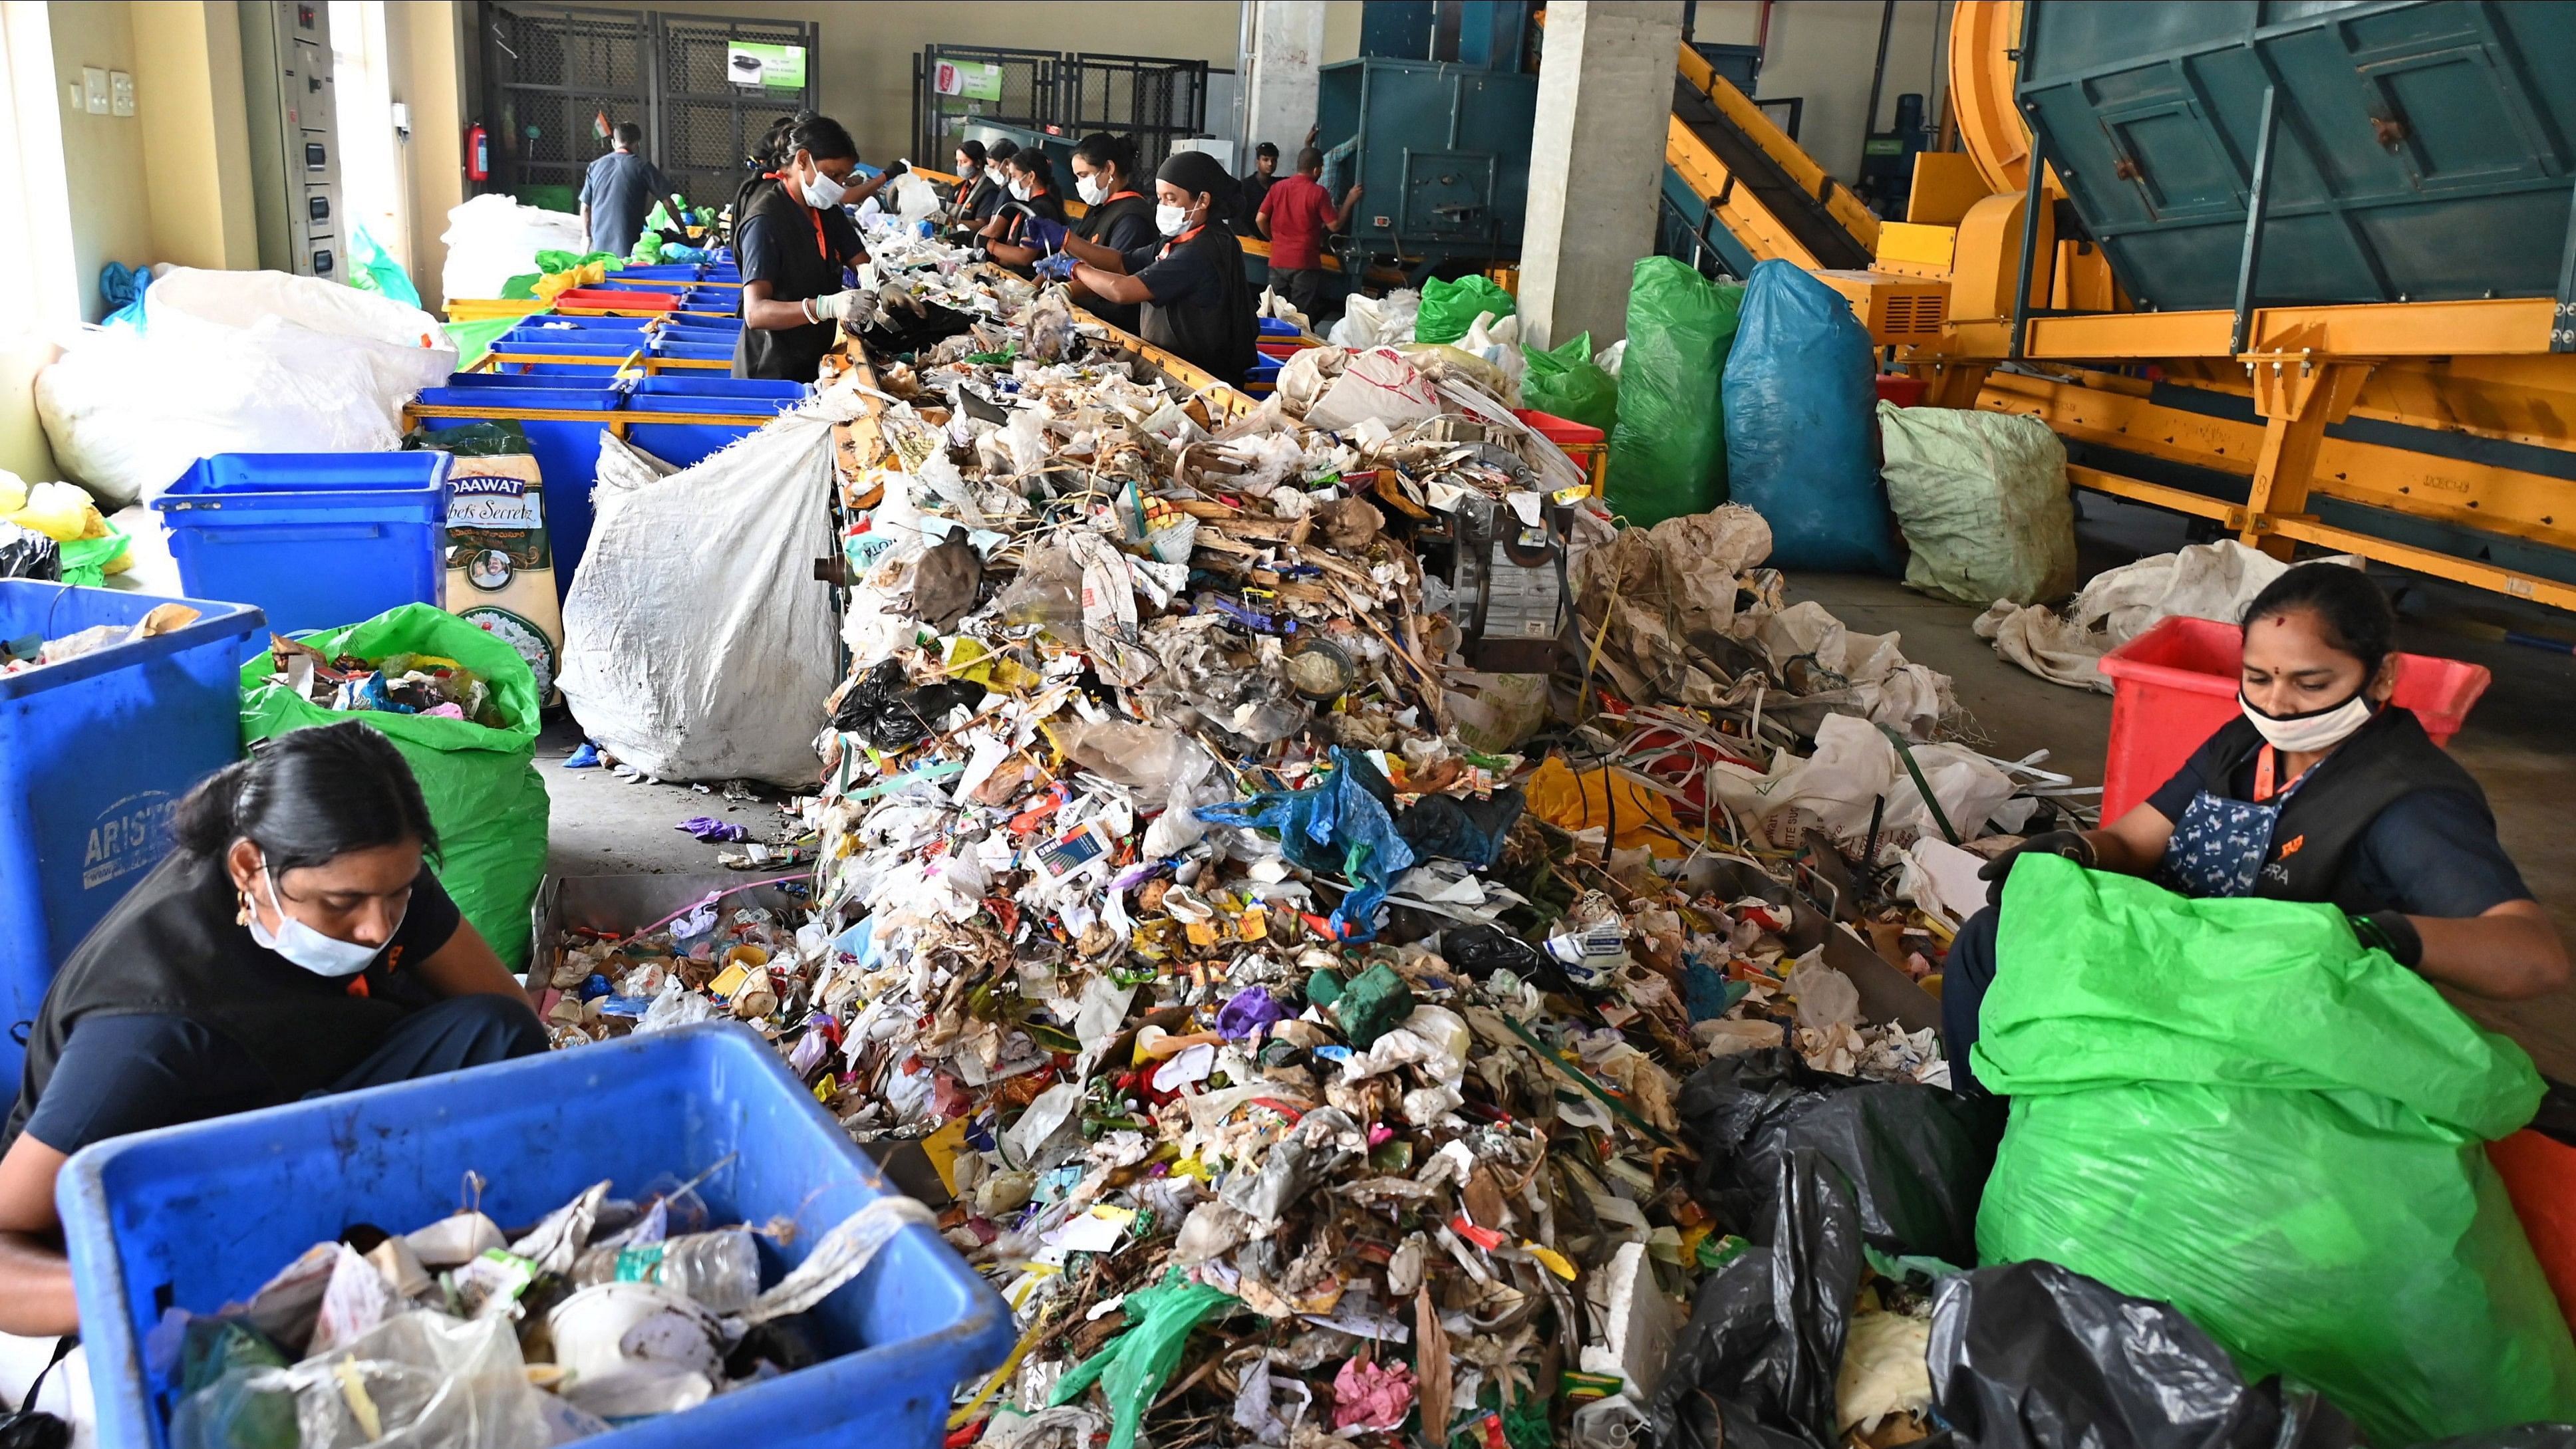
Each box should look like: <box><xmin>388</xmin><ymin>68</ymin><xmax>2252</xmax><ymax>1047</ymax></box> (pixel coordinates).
<box><xmin>246</xmin><ymin>865</ymin><xmax>397</xmax><ymax>978</ymax></box>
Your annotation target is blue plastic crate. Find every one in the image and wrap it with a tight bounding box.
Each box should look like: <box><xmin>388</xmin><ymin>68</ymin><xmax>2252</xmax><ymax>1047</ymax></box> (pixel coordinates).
<box><xmin>1258</xmin><ymin>317</ymin><xmax>1305</xmax><ymax>337</ymax></box>
<box><xmin>627</xmin><ymin>377</ymin><xmax>808</xmax><ymax>415</ymax></box>
<box><xmin>152</xmin><ymin>454</ymin><xmax>451</xmax><ymax>639</ymax></box>
<box><xmin>0</xmin><ymin>583</ymin><xmax>266</xmax><ymax>1089</ymax></box>
<box><xmin>418</xmin><ymin>383</ymin><xmax>625</xmax><ymax>409</ymax></box>
<box><xmin>59</xmin><ymin>1021</ymin><xmax>1014</xmax><ymax>1449</ymax></box>
<box><xmin>426</xmin><ymin>373</ymin><xmax>628</xmax><ymax>396</ymax></box>
<box><xmin>615</xmin><ymin>263</ymin><xmax>703</xmax><ymax>280</ymax></box>
<box><xmin>649</xmin><ymin>341</ymin><xmax>737</xmax><ymax>362</ymax></box>
<box><xmin>659</xmin><ymin>325</ymin><xmax>743</xmax><ymax>344</ymax></box>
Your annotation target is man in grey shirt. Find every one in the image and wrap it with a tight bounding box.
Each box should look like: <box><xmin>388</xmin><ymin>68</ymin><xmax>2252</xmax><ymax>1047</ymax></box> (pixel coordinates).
<box><xmin>579</xmin><ymin>122</ymin><xmax>674</xmax><ymax>258</ymax></box>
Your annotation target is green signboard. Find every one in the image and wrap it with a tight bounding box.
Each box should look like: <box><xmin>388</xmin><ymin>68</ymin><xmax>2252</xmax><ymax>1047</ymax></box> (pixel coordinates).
<box><xmin>933</xmin><ymin>59</ymin><xmax>1004</xmax><ymax>103</ymax></box>
<box><xmin>727</xmin><ymin>43</ymin><xmax>807</xmax><ymax>91</ymax></box>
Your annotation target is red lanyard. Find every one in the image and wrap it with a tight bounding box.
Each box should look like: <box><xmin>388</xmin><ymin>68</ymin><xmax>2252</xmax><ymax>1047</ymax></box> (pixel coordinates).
<box><xmin>764</xmin><ymin>172</ymin><xmax>829</xmax><ymax>258</ymax></box>
<box><xmin>1159</xmin><ymin>222</ymin><xmax>1205</xmax><ymax>260</ymax></box>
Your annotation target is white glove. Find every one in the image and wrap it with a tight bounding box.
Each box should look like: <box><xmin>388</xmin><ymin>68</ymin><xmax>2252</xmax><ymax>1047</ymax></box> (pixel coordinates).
<box><xmin>813</xmin><ymin>289</ymin><xmax>878</xmax><ymax>327</ymax></box>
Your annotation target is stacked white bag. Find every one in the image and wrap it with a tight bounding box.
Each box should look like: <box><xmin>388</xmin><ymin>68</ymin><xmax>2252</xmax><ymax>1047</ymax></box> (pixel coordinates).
<box><xmin>34</xmin><ymin>268</ymin><xmax>456</xmax><ymax>508</ymax></box>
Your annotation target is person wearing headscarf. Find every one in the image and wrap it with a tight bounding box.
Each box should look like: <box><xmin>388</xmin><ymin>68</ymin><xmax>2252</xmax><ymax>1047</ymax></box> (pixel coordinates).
<box><xmin>1066</xmin><ymin>148</ymin><xmax>1256</xmax><ymax>385</ymax></box>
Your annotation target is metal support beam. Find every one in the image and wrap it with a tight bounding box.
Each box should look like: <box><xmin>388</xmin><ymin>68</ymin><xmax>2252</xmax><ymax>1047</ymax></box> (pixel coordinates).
<box><xmin>2553</xmin><ymin>173</ymin><xmax>2576</xmax><ymax>354</ymax></box>
<box><xmin>2009</xmin><ymin>122</ymin><xmax>2047</xmax><ymax>362</ymax></box>
<box><xmin>2229</xmin><ymin>86</ymin><xmax>2280</xmax><ymax>357</ymax></box>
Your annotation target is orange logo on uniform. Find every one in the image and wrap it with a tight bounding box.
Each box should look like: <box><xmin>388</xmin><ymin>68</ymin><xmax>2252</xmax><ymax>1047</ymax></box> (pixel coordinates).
<box><xmin>2275</xmin><ymin>834</ymin><xmax>2305</xmax><ymax>860</ymax></box>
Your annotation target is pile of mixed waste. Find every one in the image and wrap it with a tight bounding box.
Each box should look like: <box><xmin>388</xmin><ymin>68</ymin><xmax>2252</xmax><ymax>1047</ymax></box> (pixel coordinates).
<box><xmin>514</xmin><ymin>225</ymin><xmax>2119</xmax><ymax>1448</ymax></box>
<box><xmin>0</xmin><ymin>600</ymin><xmax>198</xmax><ymax>676</ymax></box>
<box><xmin>158</xmin><ymin>1165</ymin><xmax>930</xmax><ymax>1447</ymax></box>
<box><xmin>257</xmin><ymin>634</ymin><xmax>511</xmax><ymax>727</ymax></box>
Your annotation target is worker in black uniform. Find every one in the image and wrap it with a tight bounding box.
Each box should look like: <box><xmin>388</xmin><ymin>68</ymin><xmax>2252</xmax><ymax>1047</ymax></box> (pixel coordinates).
<box><xmin>946</xmin><ymin>139</ymin><xmax>1001</xmax><ymax>232</ymax></box>
<box><xmin>0</xmin><ymin>724</ymin><xmax>546</xmax><ymax>1337</ymax></box>
<box><xmin>1067</xmin><ymin>149</ymin><xmax>1257</xmax><ymax>386</ymax></box>
<box><xmin>978</xmin><ymin>148</ymin><xmax>1072</xmax><ymax>274</ymax></box>
<box><xmin>1038</xmin><ymin>132</ymin><xmax>1159</xmax><ymax>333</ymax></box>
<box><xmin>732</xmin><ymin>114</ymin><xmax>901</xmax><ymax>382</ymax></box>
<box><xmin>1947</xmin><ymin>563</ymin><xmax>2569</xmax><ymax>1095</ymax></box>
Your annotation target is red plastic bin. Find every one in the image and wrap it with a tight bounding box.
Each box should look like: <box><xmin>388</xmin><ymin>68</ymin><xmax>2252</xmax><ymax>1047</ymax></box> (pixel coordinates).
<box><xmin>1512</xmin><ymin>408</ymin><xmax>1607</xmax><ymax>495</ymax></box>
<box><xmin>1874</xmin><ymin>373</ymin><xmax>1927</xmax><ymax>408</ymax></box>
<box><xmin>551</xmin><ymin>287</ymin><xmax>678</xmax><ymax>312</ymax></box>
<box><xmin>2094</xmin><ymin>615</ymin><xmax>2490</xmax><ymax>821</ymax></box>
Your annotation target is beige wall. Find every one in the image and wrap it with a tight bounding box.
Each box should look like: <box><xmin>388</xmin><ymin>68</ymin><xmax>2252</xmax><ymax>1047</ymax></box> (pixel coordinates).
<box><xmin>1322</xmin><ymin>0</ymin><xmax>1361</xmax><ymax>63</ymax></box>
<box><xmin>1689</xmin><ymin>0</ymin><xmax>1941</xmax><ymax>183</ymax></box>
<box><xmin>608</xmin><ymin>0</ymin><xmax>1247</xmax><ymax>165</ymax></box>
<box><xmin>47</xmin><ymin>0</ymin><xmax>152</xmax><ymax>320</ymax></box>
<box><xmin>130</xmin><ymin>0</ymin><xmax>259</xmax><ymax>270</ymax></box>
<box><xmin>385</xmin><ymin>0</ymin><xmax>465</xmax><ymax>309</ymax></box>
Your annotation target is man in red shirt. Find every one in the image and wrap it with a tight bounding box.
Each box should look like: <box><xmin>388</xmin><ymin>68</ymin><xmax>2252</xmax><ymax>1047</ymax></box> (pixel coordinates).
<box><xmin>1256</xmin><ymin>147</ymin><xmax>1361</xmax><ymax>322</ymax></box>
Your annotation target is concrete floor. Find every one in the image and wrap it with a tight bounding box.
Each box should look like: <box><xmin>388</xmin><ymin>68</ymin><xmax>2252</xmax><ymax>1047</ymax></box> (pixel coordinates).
<box><xmin>537</xmin><ymin>716</ymin><xmax>791</xmax><ymax>878</ymax></box>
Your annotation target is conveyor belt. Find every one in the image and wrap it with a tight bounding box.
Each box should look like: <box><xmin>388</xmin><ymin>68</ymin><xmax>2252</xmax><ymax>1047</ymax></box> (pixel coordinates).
<box><xmin>1668</xmin><ymin>74</ymin><xmax>1873</xmax><ymax>272</ymax></box>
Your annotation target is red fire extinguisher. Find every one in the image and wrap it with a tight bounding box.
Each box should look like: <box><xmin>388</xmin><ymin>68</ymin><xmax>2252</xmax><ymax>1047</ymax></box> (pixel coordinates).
<box><xmin>465</xmin><ymin>121</ymin><xmax>490</xmax><ymax>182</ymax></box>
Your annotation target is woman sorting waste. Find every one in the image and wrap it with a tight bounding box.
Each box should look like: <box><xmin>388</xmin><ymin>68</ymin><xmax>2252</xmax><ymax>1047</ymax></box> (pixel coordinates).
<box><xmin>1037</xmin><ymin>132</ymin><xmax>1159</xmax><ymax>333</ymax></box>
<box><xmin>1065</xmin><ymin>148</ymin><xmax>1257</xmax><ymax>386</ymax></box>
<box><xmin>0</xmin><ymin>722</ymin><xmax>545</xmax><ymax>1337</ymax></box>
<box><xmin>1948</xmin><ymin>563</ymin><xmax>2569</xmax><ymax>1093</ymax></box>
<box><xmin>732</xmin><ymin>113</ymin><xmax>901</xmax><ymax>382</ymax></box>
<box><xmin>944</xmin><ymin>138</ymin><xmax>1001</xmax><ymax>232</ymax></box>
<box><xmin>976</xmin><ymin>148</ymin><xmax>1072</xmax><ymax>274</ymax></box>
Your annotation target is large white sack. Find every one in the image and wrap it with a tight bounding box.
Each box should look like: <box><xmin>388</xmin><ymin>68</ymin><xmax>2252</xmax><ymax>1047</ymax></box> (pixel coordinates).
<box><xmin>440</xmin><ymin>193</ymin><xmax>586</xmax><ymax>303</ymax></box>
<box><xmin>34</xmin><ymin>269</ymin><xmax>455</xmax><ymax>508</ymax></box>
<box><xmin>1975</xmin><ymin>539</ymin><xmax>2359</xmax><ymax>692</ymax></box>
<box><xmin>557</xmin><ymin>402</ymin><xmax>852</xmax><ymax>786</ymax></box>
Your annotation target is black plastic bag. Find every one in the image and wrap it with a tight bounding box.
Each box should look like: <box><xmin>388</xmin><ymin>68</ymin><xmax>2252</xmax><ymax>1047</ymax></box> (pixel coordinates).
<box><xmin>1649</xmin><ymin>1051</ymin><xmax>2001</xmax><ymax>1449</ymax></box>
<box><xmin>0</xmin><ymin>523</ymin><xmax>61</xmax><ymax>583</ymax></box>
<box><xmin>1676</xmin><ymin>1046</ymin><xmax>2003</xmax><ymax>1267</ymax></box>
<box><xmin>1397</xmin><ymin>787</ymin><xmax>1526</xmax><ymax>868</ymax></box>
<box><xmin>858</xmin><ymin>297</ymin><xmax>976</xmax><ymax>354</ymax></box>
<box><xmin>1649</xmin><ymin>1145</ymin><xmax>1861</xmax><ymax>1449</ymax></box>
<box><xmin>831</xmin><ymin>658</ymin><xmax>986</xmax><ymax>751</ymax></box>
<box><xmin>1929</xmin><ymin>1259</ymin><xmax>2361</xmax><ymax>1449</ymax></box>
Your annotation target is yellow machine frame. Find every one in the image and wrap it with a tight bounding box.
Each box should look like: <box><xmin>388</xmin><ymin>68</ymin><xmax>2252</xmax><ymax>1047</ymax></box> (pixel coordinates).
<box><xmin>1787</xmin><ymin>2</ymin><xmax>2576</xmax><ymax>612</ymax></box>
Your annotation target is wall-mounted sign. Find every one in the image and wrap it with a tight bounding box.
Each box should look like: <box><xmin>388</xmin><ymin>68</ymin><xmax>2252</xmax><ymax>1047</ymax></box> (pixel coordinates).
<box><xmin>728</xmin><ymin>43</ymin><xmax>806</xmax><ymax>91</ymax></box>
<box><xmin>932</xmin><ymin>59</ymin><xmax>1004</xmax><ymax>102</ymax></box>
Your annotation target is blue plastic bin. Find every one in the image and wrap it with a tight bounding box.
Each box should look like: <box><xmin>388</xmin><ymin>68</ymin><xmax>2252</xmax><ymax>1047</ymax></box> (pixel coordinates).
<box><xmin>418</xmin><ymin>383</ymin><xmax>624</xmax><ymax>409</ymax></box>
<box><xmin>1258</xmin><ymin>317</ymin><xmax>1304</xmax><ymax>337</ymax></box>
<box><xmin>627</xmin><ymin>377</ymin><xmax>808</xmax><ymax>413</ymax></box>
<box><xmin>424</xmin><ymin>374</ymin><xmax>629</xmax><ymax>398</ymax></box>
<box><xmin>617</xmin><ymin>263</ymin><xmax>704</xmax><ymax>280</ymax></box>
<box><xmin>0</xmin><ymin>583</ymin><xmax>265</xmax><ymax>1088</ymax></box>
<box><xmin>60</xmin><ymin>1021</ymin><xmax>1014</xmax><ymax>1449</ymax></box>
<box><xmin>651</xmin><ymin>342</ymin><xmax>737</xmax><ymax>362</ymax></box>
<box><xmin>660</xmin><ymin>325</ymin><xmax>743</xmax><ymax>344</ymax></box>
<box><xmin>152</xmin><ymin>454</ymin><xmax>450</xmax><ymax>639</ymax></box>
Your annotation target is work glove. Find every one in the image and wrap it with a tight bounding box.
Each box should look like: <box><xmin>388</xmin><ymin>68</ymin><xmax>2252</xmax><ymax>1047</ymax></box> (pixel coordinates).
<box><xmin>1033</xmin><ymin>251</ymin><xmax>1078</xmax><ymax>281</ymax></box>
<box><xmin>884</xmin><ymin>158</ymin><xmax>909</xmax><ymax>179</ymax></box>
<box><xmin>813</xmin><ymin>289</ymin><xmax>879</xmax><ymax>328</ymax></box>
<box><xmin>1977</xmin><ymin>829</ymin><xmax>2096</xmax><ymax>908</ymax></box>
<box><xmin>2349</xmin><ymin>910</ymin><xmax>2425</xmax><ymax>968</ymax></box>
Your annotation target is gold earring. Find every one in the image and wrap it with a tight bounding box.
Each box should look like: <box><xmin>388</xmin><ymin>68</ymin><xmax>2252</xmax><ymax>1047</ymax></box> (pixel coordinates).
<box><xmin>237</xmin><ymin>890</ymin><xmax>251</xmax><ymax>927</ymax></box>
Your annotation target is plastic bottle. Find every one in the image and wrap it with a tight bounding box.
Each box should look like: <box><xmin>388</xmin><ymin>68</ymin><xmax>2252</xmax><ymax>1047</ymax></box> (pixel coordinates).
<box><xmin>573</xmin><ymin>1228</ymin><xmax>762</xmax><ymax>1315</ymax></box>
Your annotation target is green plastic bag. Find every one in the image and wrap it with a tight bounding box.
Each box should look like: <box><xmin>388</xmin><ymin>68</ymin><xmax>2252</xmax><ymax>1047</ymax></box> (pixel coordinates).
<box><xmin>499</xmin><ymin>272</ymin><xmax>541</xmax><ymax>301</ymax></box>
<box><xmin>1519</xmin><ymin>330</ymin><xmax>1619</xmax><ymax>432</ymax></box>
<box><xmin>1979</xmin><ymin>858</ymin><xmax>2576</xmax><ymax>1444</ymax></box>
<box><xmin>1049</xmin><ymin>1270</ymin><xmax>1236</xmax><ymax>1449</ymax></box>
<box><xmin>442</xmin><ymin>316</ymin><xmax>519</xmax><ymax>367</ymax></box>
<box><xmin>1876</xmin><ymin>400</ymin><xmax>2075</xmax><ymax>606</ymax></box>
<box><xmin>238</xmin><ymin>605</ymin><xmax>549</xmax><ymax>972</ymax></box>
<box><xmin>345</xmin><ymin>223</ymin><xmax>422</xmax><ymax>309</ymax></box>
<box><xmin>1413</xmin><ymin>274</ymin><xmax>1515</xmax><ymax>346</ymax></box>
<box><xmin>1605</xmin><ymin>258</ymin><xmax>1743</xmax><ymax>527</ymax></box>
<box><xmin>59</xmin><ymin>521</ymin><xmax>128</xmax><ymax>587</ymax></box>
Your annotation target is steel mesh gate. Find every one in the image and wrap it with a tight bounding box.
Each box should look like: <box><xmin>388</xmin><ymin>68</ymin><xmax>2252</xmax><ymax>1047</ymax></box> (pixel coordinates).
<box><xmin>481</xmin><ymin>3</ymin><xmax>815</xmax><ymax>211</ymax></box>
<box><xmin>915</xmin><ymin>49</ymin><xmax>1210</xmax><ymax>174</ymax></box>
<box><xmin>913</xmin><ymin>46</ymin><xmax>1060</xmax><ymax>167</ymax></box>
<box><xmin>651</xmin><ymin>11</ymin><xmax>817</xmax><ymax>205</ymax></box>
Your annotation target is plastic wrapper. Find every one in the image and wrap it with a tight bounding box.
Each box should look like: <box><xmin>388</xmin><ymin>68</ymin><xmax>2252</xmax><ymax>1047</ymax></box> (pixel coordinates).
<box><xmin>1979</xmin><ymin>857</ymin><xmax>2576</xmax><ymax>1443</ymax></box>
<box><xmin>1721</xmin><ymin>260</ymin><xmax>1901</xmax><ymax>574</ymax></box>
<box><xmin>1606</xmin><ymin>258</ymin><xmax>1743</xmax><ymax>527</ymax></box>
<box><xmin>173</xmin><ymin>1312</ymin><xmax>552</xmax><ymax>1449</ymax></box>
<box><xmin>0</xmin><ymin>522</ymin><xmax>61</xmax><ymax>581</ymax></box>
<box><xmin>1049</xmin><ymin>1272</ymin><xmax>1240</xmax><ymax>1449</ymax></box>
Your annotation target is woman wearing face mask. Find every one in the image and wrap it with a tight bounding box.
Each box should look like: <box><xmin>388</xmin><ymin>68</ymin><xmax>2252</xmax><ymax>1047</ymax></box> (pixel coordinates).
<box><xmin>1067</xmin><ymin>149</ymin><xmax>1256</xmax><ymax>385</ymax></box>
<box><xmin>0</xmin><ymin>722</ymin><xmax>545</xmax><ymax>1336</ymax></box>
<box><xmin>977</xmin><ymin>149</ymin><xmax>1070</xmax><ymax>273</ymax></box>
<box><xmin>1942</xmin><ymin>563</ymin><xmax>2567</xmax><ymax>1095</ymax></box>
<box><xmin>732</xmin><ymin>114</ymin><xmax>900</xmax><ymax>382</ymax></box>
<box><xmin>1036</xmin><ymin>132</ymin><xmax>1158</xmax><ymax>332</ymax></box>
<box><xmin>946</xmin><ymin>139</ymin><xmax>1000</xmax><ymax>233</ymax></box>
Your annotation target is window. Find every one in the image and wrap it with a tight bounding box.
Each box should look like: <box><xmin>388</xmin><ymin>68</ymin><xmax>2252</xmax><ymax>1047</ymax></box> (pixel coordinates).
<box><xmin>330</xmin><ymin>0</ymin><xmax>406</xmax><ymax>273</ymax></box>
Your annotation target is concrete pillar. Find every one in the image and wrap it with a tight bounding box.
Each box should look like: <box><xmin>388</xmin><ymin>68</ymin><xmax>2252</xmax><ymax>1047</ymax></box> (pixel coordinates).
<box><xmin>1518</xmin><ymin>1</ymin><xmax>1687</xmax><ymax>350</ymax></box>
<box><xmin>1242</xmin><ymin>1</ymin><xmax>1328</xmax><ymax>164</ymax></box>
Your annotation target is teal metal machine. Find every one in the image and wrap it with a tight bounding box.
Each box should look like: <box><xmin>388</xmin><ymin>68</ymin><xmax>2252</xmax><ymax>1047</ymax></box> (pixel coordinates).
<box><xmin>1315</xmin><ymin>1</ymin><xmax>1540</xmax><ymax>283</ymax></box>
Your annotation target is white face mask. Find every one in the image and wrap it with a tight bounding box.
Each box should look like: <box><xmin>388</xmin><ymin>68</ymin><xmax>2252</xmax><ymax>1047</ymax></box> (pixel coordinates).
<box><xmin>2241</xmin><ymin>689</ymin><xmax>2376</xmax><ymax>755</ymax></box>
<box><xmin>1077</xmin><ymin>174</ymin><xmax>1108</xmax><ymax>205</ymax></box>
<box><xmin>246</xmin><ymin>865</ymin><xmax>400</xmax><ymax>978</ymax></box>
<box><xmin>801</xmin><ymin>168</ymin><xmax>847</xmax><ymax>209</ymax></box>
<box><xmin>1009</xmin><ymin>178</ymin><xmax>1031</xmax><ymax>201</ymax></box>
<box><xmin>1155</xmin><ymin>202</ymin><xmax>1189</xmax><ymax>237</ymax></box>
